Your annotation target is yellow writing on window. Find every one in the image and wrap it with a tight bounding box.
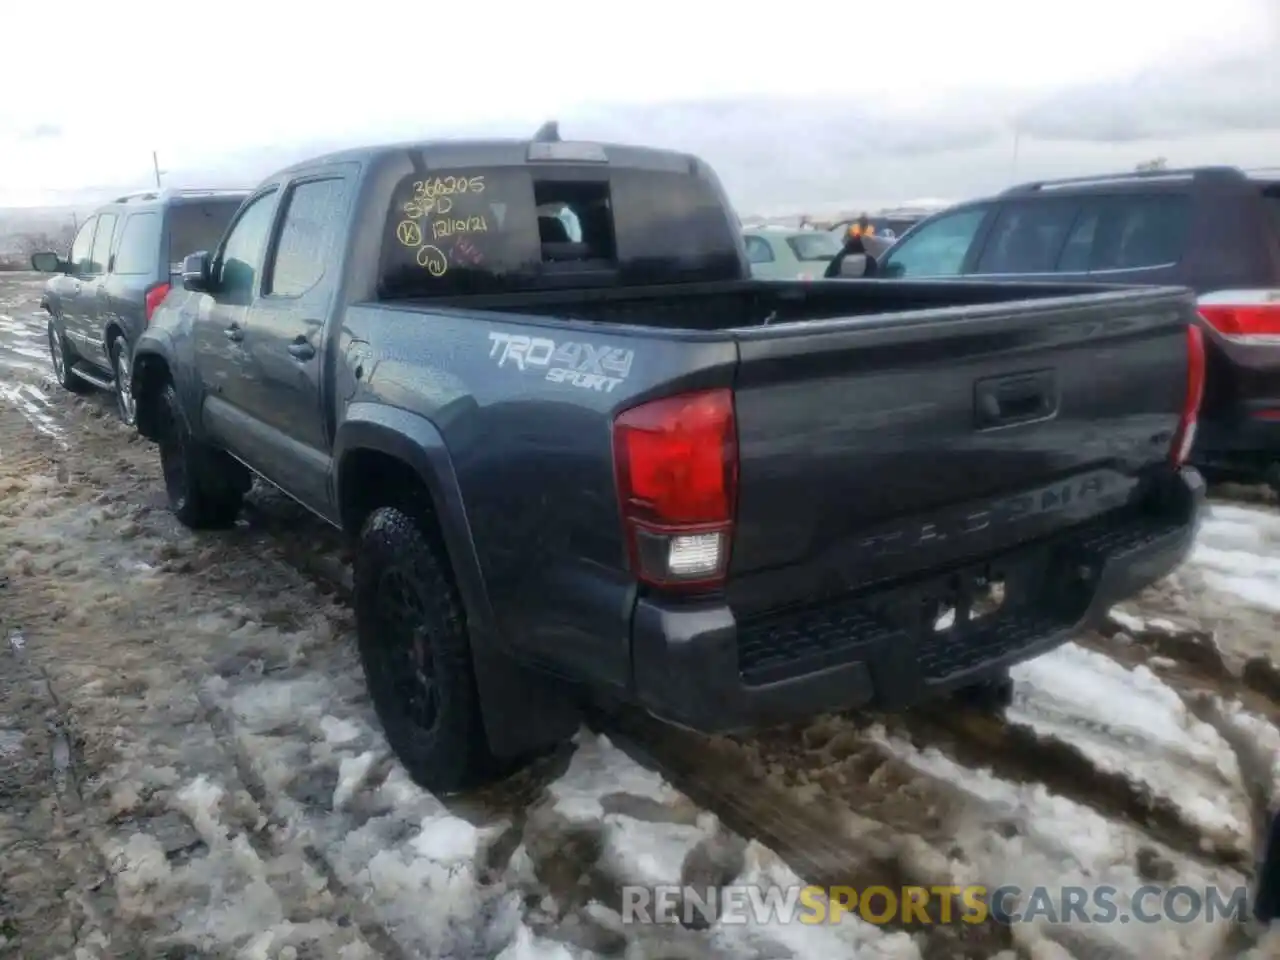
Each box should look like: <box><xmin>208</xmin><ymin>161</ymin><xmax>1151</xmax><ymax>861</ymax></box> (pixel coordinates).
<box><xmin>412</xmin><ymin>175</ymin><xmax>485</xmax><ymax>202</ymax></box>
<box><xmin>432</xmin><ymin>215</ymin><xmax>488</xmax><ymax>240</ymax></box>
<box><xmin>396</xmin><ymin>220</ymin><xmax>423</xmax><ymax>247</ymax></box>
<box><xmin>415</xmin><ymin>244</ymin><xmax>449</xmax><ymax>277</ymax></box>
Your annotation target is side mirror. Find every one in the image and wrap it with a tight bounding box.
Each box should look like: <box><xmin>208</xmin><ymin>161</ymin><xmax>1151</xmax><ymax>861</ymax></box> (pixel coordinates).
<box><xmin>181</xmin><ymin>251</ymin><xmax>212</xmax><ymax>292</ymax></box>
<box><xmin>30</xmin><ymin>252</ymin><xmax>64</xmax><ymax>273</ymax></box>
<box><xmin>880</xmin><ymin>260</ymin><xmax>904</xmax><ymax>279</ymax></box>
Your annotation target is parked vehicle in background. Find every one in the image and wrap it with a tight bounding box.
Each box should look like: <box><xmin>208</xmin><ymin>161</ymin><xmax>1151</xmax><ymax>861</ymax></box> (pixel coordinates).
<box><xmin>828</xmin><ymin>214</ymin><xmax>926</xmax><ymax>241</ymax></box>
<box><xmin>743</xmin><ymin>226</ymin><xmax>844</xmax><ymax>279</ymax></box>
<box><xmin>872</xmin><ymin>167</ymin><xmax>1280</xmax><ymax>492</ymax></box>
<box><xmin>132</xmin><ymin>133</ymin><xmax>1204</xmax><ymax>792</ymax></box>
<box><xmin>31</xmin><ymin>188</ymin><xmax>248</xmax><ymax>424</ymax></box>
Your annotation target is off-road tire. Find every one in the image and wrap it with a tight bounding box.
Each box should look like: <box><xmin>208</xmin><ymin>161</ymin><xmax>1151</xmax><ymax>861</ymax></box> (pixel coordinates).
<box><xmin>110</xmin><ymin>337</ymin><xmax>138</xmax><ymax>426</ymax></box>
<box><xmin>354</xmin><ymin>506</ymin><xmax>496</xmax><ymax>793</ymax></box>
<box><xmin>48</xmin><ymin>319</ymin><xmax>91</xmax><ymax>394</ymax></box>
<box><xmin>155</xmin><ymin>382</ymin><xmax>243</xmax><ymax>529</ymax></box>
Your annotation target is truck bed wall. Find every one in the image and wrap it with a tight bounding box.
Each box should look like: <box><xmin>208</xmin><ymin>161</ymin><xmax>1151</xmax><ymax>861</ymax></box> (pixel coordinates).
<box><xmin>410</xmin><ymin>279</ymin><xmax>1144</xmax><ymax>332</ymax></box>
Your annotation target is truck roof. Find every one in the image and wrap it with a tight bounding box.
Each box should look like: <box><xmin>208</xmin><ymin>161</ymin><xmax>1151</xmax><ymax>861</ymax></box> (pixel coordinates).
<box><xmin>276</xmin><ymin>137</ymin><xmax>710</xmax><ymax>178</ymax></box>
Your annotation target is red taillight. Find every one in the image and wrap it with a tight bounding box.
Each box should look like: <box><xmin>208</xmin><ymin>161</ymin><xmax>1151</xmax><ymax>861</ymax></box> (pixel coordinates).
<box><xmin>144</xmin><ymin>282</ymin><xmax>171</xmax><ymax>325</ymax></box>
<box><xmin>1172</xmin><ymin>323</ymin><xmax>1206</xmax><ymax>465</ymax></box>
<box><xmin>612</xmin><ymin>388</ymin><xmax>738</xmax><ymax>590</ymax></box>
<box><xmin>1197</xmin><ymin>302</ymin><xmax>1280</xmax><ymax>341</ymax></box>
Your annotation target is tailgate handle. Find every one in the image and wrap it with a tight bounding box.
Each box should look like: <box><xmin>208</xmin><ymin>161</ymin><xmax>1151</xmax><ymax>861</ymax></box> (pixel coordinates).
<box><xmin>974</xmin><ymin>370</ymin><xmax>1058</xmax><ymax>429</ymax></box>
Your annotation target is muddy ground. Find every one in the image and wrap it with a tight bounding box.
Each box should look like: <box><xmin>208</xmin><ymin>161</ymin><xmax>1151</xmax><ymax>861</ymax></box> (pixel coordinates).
<box><xmin>4</xmin><ymin>271</ymin><xmax>1280</xmax><ymax>960</ymax></box>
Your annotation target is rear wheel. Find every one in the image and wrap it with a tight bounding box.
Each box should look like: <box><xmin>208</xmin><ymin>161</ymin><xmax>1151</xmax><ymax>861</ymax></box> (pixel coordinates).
<box><xmin>110</xmin><ymin>338</ymin><xmax>137</xmax><ymax>426</ymax></box>
<box><xmin>155</xmin><ymin>382</ymin><xmax>244</xmax><ymax>528</ymax></box>
<box><xmin>354</xmin><ymin>506</ymin><xmax>497</xmax><ymax>793</ymax></box>
<box><xmin>47</xmin><ymin>319</ymin><xmax>90</xmax><ymax>394</ymax></box>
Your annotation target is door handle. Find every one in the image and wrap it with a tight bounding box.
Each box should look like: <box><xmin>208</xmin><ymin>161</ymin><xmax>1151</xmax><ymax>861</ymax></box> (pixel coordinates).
<box><xmin>974</xmin><ymin>370</ymin><xmax>1058</xmax><ymax>429</ymax></box>
<box><xmin>224</xmin><ymin>324</ymin><xmax>244</xmax><ymax>342</ymax></box>
<box><xmin>288</xmin><ymin>338</ymin><xmax>316</xmax><ymax>361</ymax></box>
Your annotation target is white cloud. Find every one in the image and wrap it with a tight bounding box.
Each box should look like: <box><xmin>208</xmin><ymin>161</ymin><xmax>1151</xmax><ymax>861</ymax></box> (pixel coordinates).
<box><xmin>0</xmin><ymin>0</ymin><xmax>1277</xmax><ymax>209</ymax></box>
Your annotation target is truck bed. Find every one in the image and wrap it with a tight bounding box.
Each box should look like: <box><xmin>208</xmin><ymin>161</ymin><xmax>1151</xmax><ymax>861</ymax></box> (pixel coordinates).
<box><xmin>413</xmin><ymin>277</ymin><xmax>1142</xmax><ymax>331</ymax></box>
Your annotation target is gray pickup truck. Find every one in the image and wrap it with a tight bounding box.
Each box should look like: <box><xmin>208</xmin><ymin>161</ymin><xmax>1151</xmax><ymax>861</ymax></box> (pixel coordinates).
<box><xmin>132</xmin><ymin>132</ymin><xmax>1206</xmax><ymax>792</ymax></box>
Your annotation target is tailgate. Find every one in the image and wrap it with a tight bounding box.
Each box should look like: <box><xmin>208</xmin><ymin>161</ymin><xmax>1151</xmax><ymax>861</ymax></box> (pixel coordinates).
<box><xmin>727</xmin><ymin>286</ymin><xmax>1194</xmax><ymax>613</ymax></box>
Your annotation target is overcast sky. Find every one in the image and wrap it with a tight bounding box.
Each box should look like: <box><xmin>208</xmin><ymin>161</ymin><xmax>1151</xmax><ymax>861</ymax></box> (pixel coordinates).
<box><xmin>1</xmin><ymin>0</ymin><xmax>1278</xmax><ymax>213</ymax></box>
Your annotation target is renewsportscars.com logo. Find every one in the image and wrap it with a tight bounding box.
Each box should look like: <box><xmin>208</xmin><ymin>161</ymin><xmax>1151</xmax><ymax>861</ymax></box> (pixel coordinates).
<box><xmin>620</xmin><ymin>883</ymin><xmax>1251</xmax><ymax>927</ymax></box>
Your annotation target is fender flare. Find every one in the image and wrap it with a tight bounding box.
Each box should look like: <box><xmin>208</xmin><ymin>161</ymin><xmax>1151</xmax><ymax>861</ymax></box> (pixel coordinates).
<box><xmin>334</xmin><ymin>403</ymin><xmax>499</xmax><ymax>650</ymax></box>
<box><xmin>334</xmin><ymin>405</ymin><xmax>576</xmax><ymax>757</ymax></box>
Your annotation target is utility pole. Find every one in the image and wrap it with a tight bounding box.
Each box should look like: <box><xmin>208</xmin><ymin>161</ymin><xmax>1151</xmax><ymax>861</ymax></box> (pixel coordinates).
<box><xmin>152</xmin><ymin>150</ymin><xmax>165</xmax><ymax>188</ymax></box>
<box><xmin>1009</xmin><ymin>126</ymin><xmax>1022</xmax><ymax>182</ymax></box>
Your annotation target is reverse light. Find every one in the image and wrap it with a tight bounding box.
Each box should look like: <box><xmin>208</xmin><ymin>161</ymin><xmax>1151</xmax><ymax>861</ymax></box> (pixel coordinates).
<box><xmin>144</xmin><ymin>282</ymin><xmax>171</xmax><ymax>325</ymax></box>
<box><xmin>612</xmin><ymin>388</ymin><xmax>738</xmax><ymax>590</ymax></box>
<box><xmin>1171</xmin><ymin>322</ymin><xmax>1206</xmax><ymax>466</ymax></box>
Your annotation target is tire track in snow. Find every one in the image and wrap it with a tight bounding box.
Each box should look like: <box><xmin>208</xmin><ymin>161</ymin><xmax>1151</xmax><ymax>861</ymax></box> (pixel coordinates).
<box><xmin>7</xmin><ymin>272</ymin><xmax>1280</xmax><ymax>957</ymax></box>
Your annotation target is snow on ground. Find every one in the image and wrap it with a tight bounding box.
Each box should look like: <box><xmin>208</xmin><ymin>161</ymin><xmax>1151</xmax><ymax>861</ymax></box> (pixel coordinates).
<box><xmin>4</xmin><ymin>270</ymin><xmax>1280</xmax><ymax>958</ymax></box>
<box><xmin>1190</xmin><ymin>503</ymin><xmax>1280</xmax><ymax>614</ymax></box>
<box><xmin>1010</xmin><ymin>642</ymin><xmax>1250</xmax><ymax>846</ymax></box>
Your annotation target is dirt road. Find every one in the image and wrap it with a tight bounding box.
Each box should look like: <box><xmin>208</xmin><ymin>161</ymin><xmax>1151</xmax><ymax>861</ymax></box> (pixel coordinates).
<box><xmin>4</xmin><ymin>272</ymin><xmax>1280</xmax><ymax>959</ymax></box>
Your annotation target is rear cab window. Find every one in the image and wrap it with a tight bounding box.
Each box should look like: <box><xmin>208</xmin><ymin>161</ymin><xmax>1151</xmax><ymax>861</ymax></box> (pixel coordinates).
<box><xmin>168</xmin><ymin>199</ymin><xmax>242</xmax><ymax>268</ymax></box>
<box><xmin>376</xmin><ymin>156</ymin><xmax>743</xmax><ymax>299</ymax></box>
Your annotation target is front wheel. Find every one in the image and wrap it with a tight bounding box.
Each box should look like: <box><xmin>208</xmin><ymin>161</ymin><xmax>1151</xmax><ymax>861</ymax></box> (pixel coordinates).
<box><xmin>354</xmin><ymin>506</ymin><xmax>497</xmax><ymax>793</ymax></box>
<box><xmin>111</xmin><ymin>338</ymin><xmax>137</xmax><ymax>426</ymax></box>
<box><xmin>155</xmin><ymin>382</ymin><xmax>244</xmax><ymax>529</ymax></box>
<box><xmin>47</xmin><ymin>319</ymin><xmax>90</xmax><ymax>394</ymax></box>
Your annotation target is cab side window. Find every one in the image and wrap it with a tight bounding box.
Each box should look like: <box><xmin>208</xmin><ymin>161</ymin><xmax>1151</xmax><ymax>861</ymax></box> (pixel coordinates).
<box><xmin>214</xmin><ymin>190</ymin><xmax>279</xmax><ymax>304</ymax></box>
<box><xmin>69</xmin><ymin>216</ymin><xmax>97</xmax><ymax>276</ymax></box>
<box><xmin>881</xmin><ymin>206</ymin><xmax>990</xmax><ymax>277</ymax></box>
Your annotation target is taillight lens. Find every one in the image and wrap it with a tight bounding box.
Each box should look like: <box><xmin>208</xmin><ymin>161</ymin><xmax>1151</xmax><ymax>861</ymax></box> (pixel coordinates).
<box><xmin>1197</xmin><ymin>302</ymin><xmax>1280</xmax><ymax>343</ymax></box>
<box><xmin>1172</xmin><ymin>323</ymin><xmax>1206</xmax><ymax>465</ymax></box>
<box><xmin>612</xmin><ymin>388</ymin><xmax>738</xmax><ymax>590</ymax></box>
<box><xmin>144</xmin><ymin>282</ymin><xmax>171</xmax><ymax>325</ymax></box>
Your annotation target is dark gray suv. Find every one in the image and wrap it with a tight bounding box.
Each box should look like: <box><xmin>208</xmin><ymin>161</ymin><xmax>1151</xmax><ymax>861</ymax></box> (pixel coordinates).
<box><xmin>31</xmin><ymin>188</ymin><xmax>247</xmax><ymax>423</ymax></box>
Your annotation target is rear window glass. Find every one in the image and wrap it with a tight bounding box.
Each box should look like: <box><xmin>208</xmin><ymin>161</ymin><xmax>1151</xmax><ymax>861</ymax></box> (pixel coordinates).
<box><xmin>168</xmin><ymin>200</ymin><xmax>241</xmax><ymax>265</ymax></box>
<box><xmin>786</xmin><ymin>232</ymin><xmax>841</xmax><ymax>261</ymax></box>
<box><xmin>377</xmin><ymin>163</ymin><xmax>742</xmax><ymax>299</ymax></box>
<box><xmin>976</xmin><ymin>200</ymin><xmax>1079</xmax><ymax>274</ymax></box>
<box><xmin>1086</xmin><ymin>194</ymin><xmax>1190</xmax><ymax>271</ymax></box>
<box><xmin>113</xmin><ymin>212</ymin><xmax>160</xmax><ymax>276</ymax></box>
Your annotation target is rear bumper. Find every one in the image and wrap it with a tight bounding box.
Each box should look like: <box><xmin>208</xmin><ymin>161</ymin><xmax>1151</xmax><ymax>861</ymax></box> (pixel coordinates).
<box><xmin>630</xmin><ymin>467</ymin><xmax>1204</xmax><ymax>733</ymax></box>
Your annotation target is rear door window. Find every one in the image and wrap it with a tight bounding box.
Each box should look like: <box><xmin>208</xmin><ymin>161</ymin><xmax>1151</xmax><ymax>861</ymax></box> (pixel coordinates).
<box><xmin>1087</xmin><ymin>194</ymin><xmax>1191</xmax><ymax>271</ymax></box>
<box><xmin>265</xmin><ymin>178</ymin><xmax>348</xmax><ymax>297</ymax></box>
<box><xmin>975</xmin><ymin>200</ymin><xmax>1079</xmax><ymax>274</ymax></box>
<box><xmin>168</xmin><ymin>200</ymin><xmax>241</xmax><ymax>266</ymax></box>
<box><xmin>1055</xmin><ymin>193</ymin><xmax>1191</xmax><ymax>273</ymax></box>
<box><xmin>113</xmin><ymin>212</ymin><xmax>161</xmax><ymax>276</ymax></box>
<box><xmin>89</xmin><ymin>213</ymin><xmax>118</xmax><ymax>274</ymax></box>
